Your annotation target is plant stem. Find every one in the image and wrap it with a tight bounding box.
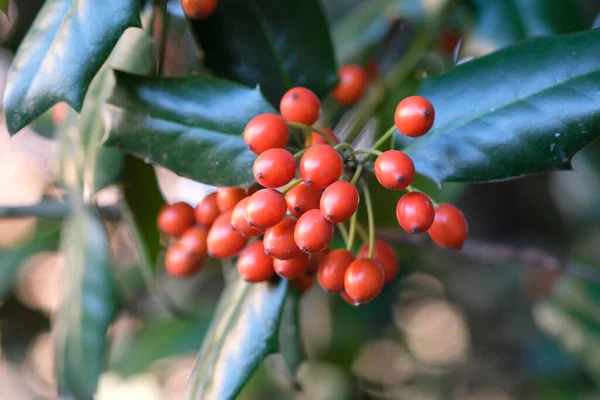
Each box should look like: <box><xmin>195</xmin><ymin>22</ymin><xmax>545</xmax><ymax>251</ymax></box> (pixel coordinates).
<box><xmin>343</xmin><ymin>79</ymin><xmax>387</xmax><ymax>145</ymax></box>
<box><xmin>334</xmin><ymin>142</ymin><xmax>354</xmax><ymax>153</ymax></box>
<box><xmin>349</xmin><ymin>148</ymin><xmax>382</xmax><ymax>158</ymax></box>
<box><xmin>287</xmin><ymin>122</ymin><xmax>337</xmax><ymax>145</ymax></box>
<box><xmin>349</xmin><ymin>165</ymin><xmax>364</xmax><ymax>186</ymax></box>
<box><xmin>346</xmin><ymin>211</ymin><xmax>358</xmax><ymax>251</ymax></box>
<box><xmin>361</xmin><ymin>183</ymin><xmax>375</xmax><ymax>258</ymax></box>
<box><xmin>372</xmin><ymin>125</ymin><xmax>397</xmax><ymax>151</ymax></box>
<box><xmin>337</xmin><ymin>223</ymin><xmax>350</xmax><ymax>247</ymax></box>
<box><xmin>281</xmin><ymin>178</ymin><xmax>303</xmax><ymax>195</ymax></box>
<box><xmin>355</xmin><ymin>222</ymin><xmax>369</xmax><ymax>243</ymax></box>
<box><xmin>293</xmin><ymin>148</ymin><xmax>308</xmax><ymax>159</ymax></box>
<box><xmin>154</xmin><ymin>0</ymin><xmax>169</xmax><ymax>76</ymax></box>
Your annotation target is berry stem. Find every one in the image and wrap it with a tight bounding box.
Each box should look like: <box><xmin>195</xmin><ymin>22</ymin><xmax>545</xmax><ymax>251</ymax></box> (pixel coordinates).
<box><xmin>372</xmin><ymin>125</ymin><xmax>397</xmax><ymax>151</ymax></box>
<box><xmin>349</xmin><ymin>165</ymin><xmax>364</xmax><ymax>186</ymax></box>
<box><xmin>407</xmin><ymin>185</ymin><xmax>439</xmax><ymax>206</ymax></box>
<box><xmin>336</xmin><ymin>223</ymin><xmax>350</xmax><ymax>247</ymax></box>
<box><xmin>355</xmin><ymin>222</ymin><xmax>369</xmax><ymax>243</ymax></box>
<box><xmin>281</xmin><ymin>178</ymin><xmax>303</xmax><ymax>195</ymax></box>
<box><xmin>361</xmin><ymin>183</ymin><xmax>376</xmax><ymax>259</ymax></box>
<box><xmin>287</xmin><ymin>122</ymin><xmax>337</xmax><ymax>146</ymax></box>
<box><xmin>346</xmin><ymin>211</ymin><xmax>358</xmax><ymax>251</ymax></box>
<box><xmin>333</xmin><ymin>142</ymin><xmax>354</xmax><ymax>153</ymax></box>
<box><xmin>349</xmin><ymin>148</ymin><xmax>382</xmax><ymax>158</ymax></box>
<box><xmin>293</xmin><ymin>148</ymin><xmax>308</xmax><ymax>159</ymax></box>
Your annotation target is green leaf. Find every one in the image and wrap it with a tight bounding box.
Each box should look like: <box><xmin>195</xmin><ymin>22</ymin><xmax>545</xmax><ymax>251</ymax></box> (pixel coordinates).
<box><xmin>3</xmin><ymin>0</ymin><xmax>141</xmax><ymax>134</ymax></box>
<box><xmin>398</xmin><ymin>29</ymin><xmax>600</xmax><ymax>184</ymax></box>
<box><xmin>103</xmin><ymin>72</ymin><xmax>275</xmax><ymax>187</ymax></box>
<box><xmin>0</xmin><ymin>0</ymin><xmax>8</xmax><ymax>15</ymax></box>
<box><xmin>0</xmin><ymin>221</ymin><xmax>61</xmax><ymax>298</ymax></box>
<box><xmin>55</xmin><ymin>205</ymin><xmax>119</xmax><ymax>399</ymax></box>
<box><xmin>110</xmin><ymin>310</ymin><xmax>213</xmax><ymax>377</ymax></box>
<box><xmin>188</xmin><ymin>0</ymin><xmax>337</xmax><ymax>105</ymax></box>
<box><xmin>278</xmin><ymin>291</ymin><xmax>306</xmax><ymax>376</ymax></box>
<box><xmin>184</xmin><ymin>275</ymin><xmax>288</xmax><ymax>400</ymax></box>
<box><xmin>472</xmin><ymin>0</ymin><xmax>584</xmax><ymax>50</ymax></box>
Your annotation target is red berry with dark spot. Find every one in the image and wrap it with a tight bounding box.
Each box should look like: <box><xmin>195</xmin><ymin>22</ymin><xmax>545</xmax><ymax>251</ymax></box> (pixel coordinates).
<box><xmin>216</xmin><ymin>187</ymin><xmax>247</xmax><ymax>212</ymax></box>
<box><xmin>243</xmin><ymin>113</ymin><xmax>290</xmax><ymax>154</ymax></box>
<box><xmin>294</xmin><ymin>209</ymin><xmax>334</xmax><ymax>253</ymax></box>
<box><xmin>428</xmin><ymin>203</ymin><xmax>468</xmax><ymax>249</ymax></box>
<box><xmin>286</xmin><ymin>182</ymin><xmax>322</xmax><ymax>218</ymax></box>
<box><xmin>395</xmin><ymin>96</ymin><xmax>435</xmax><ymax>137</ymax></box>
<box><xmin>263</xmin><ymin>218</ymin><xmax>303</xmax><ymax>260</ymax></box>
<box><xmin>207</xmin><ymin>210</ymin><xmax>248</xmax><ymax>258</ymax></box>
<box><xmin>237</xmin><ymin>241</ymin><xmax>275</xmax><ymax>282</ymax></box>
<box><xmin>280</xmin><ymin>87</ymin><xmax>321</xmax><ymax>125</ymax></box>
<box><xmin>320</xmin><ymin>181</ymin><xmax>359</xmax><ymax>223</ymax></box>
<box><xmin>344</xmin><ymin>258</ymin><xmax>385</xmax><ymax>303</ymax></box>
<box><xmin>317</xmin><ymin>249</ymin><xmax>355</xmax><ymax>292</ymax></box>
<box><xmin>157</xmin><ymin>202</ymin><xmax>195</xmax><ymax>237</ymax></box>
<box><xmin>374</xmin><ymin>150</ymin><xmax>415</xmax><ymax>190</ymax></box>
<box><xmin>358</xmin><ymin>240</ymin><xmax>398</xmax><ymax>283</ymax></box>
<box><xmin>245</xmin><ymin>189</ymin><xmax>287</xmax><ymax>229</ymax></box>
<box><xmin>231</xmin><ymin>197</ymin><xmax>264</xmax><ymax>237</ymax></box>
<box><xmin>253</xmin><ymin>148</ymin><xmax>296</xmax><ymax>188</ymax></box>
<box><xmin>274</xmin><ymin>253</ymin><xmax>309</xmax><ymax>279</ymax></box>
<box><xmin>396</xmin><ymin>192</ymin><xmax>435</xmax><ymax>234</ymax></box>
<box><xmin>299</xmin><ymin>144</ymin><xmax>343</xmax><ymax>189</ymax></box>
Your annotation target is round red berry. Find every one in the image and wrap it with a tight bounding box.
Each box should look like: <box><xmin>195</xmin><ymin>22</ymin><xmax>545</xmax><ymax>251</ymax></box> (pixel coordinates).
<box><xmin>290</xmin><ymin>274</ymin><xmax>315</xmax><ymax>295</ymax></box>
<box><xmin>243</xmin><ymin>113</ymin><xmax>290</xmax><ymax>154</ymax></box>
<box><xmin>395</xmin><ymin>96</ymin><xmax>435</xmax><ymax>137</ymax></box>
<box><xmin>157</xmin><ymin>202</ymin><xmax>195</xmax><ymax>237</ymax></box>
<box><xmin>181</xmin><ymin>0</ymin><xmax>218</xmax><ymax>19</ymax></box>
<box><xmin>317</xmin><ymin>249</ymin><xmax>355</xmax><ymax>292</ymax></box>
<box><xmin>194</xmin><ymin>192</ymin><xmax>220</xmax><ymax>228</ymax></box>
<box><xmin>245</xmin><ymin>188</ymin><xmax>287</xmax><ymax>229</ymax></box>
<box><xmin>306</xmin><ymin>248</ymin><xmax>329</xmax><ymax>275</ymax></box>
<box><xmin>286</xmin><ymin>182</ymin><xmax>322</xmax><ymax>218</ymax></box>
<box><xmin>294</xmin><ymin>209</ymin><xmax>334</xmax><ymax>253</ymax></box>
<box><xmin>263</xmin><ymin>218</ymin><xmax>303</xmax><ymax>260</ymax></box>
<box><xmin>179</xmin><ymin>226</ymin><xmax>209</xmax><ymax>258</ymax></box>
<box><xmin>396</xmin><ymin>192</ymin><xmax>435</xmax><ymax>234</ymax></box>
<box><xmin>280</xmin><ymin>87</ymin><xmax>321</xmax><ymax>125</ymax></box>
<box><xmin>165</xmin><ymin>243</ymin><xmax>202</xmax><ymax>277</ymax></box>
<box><xmin>428</xmin><ymin>203</ymin><xmax>468</xmax><ymax>249</ymax></box>
<box><xmin>344</xmin><ymin>258</ymin><xmax>385</xmax><ymax>303</ymax></box>
<box><xmin>207</xmin><ymin>210</ymin><xmax>248</xmax><ymax>258</ymax></box>
<box><xmin>230</xmin><ymin>197</ymin><xmax>264</xmax><ymax>237</ymax></box>
<box><xmin>253</xmin><ymin>148</ymin><xmax>296</xmax><ymax>188</ymax></box>
<box><xmin>237</xmin><ymin>241</ymin><xmax>275</xmax><ymax>282</ymax></box>
<box><xmin>358</xmin><ymin>240</ymin><xmax>398</xmax><ymax>283</ymax></box>
<box><xmin>304</xmin><ymin>128</ymin><xmax>339</xmax><ymax>147</ymax></box>
<box><xmin>340</xmin><ymin>290</ymin><xmax>362</xmax><ymax>307</ymax></box>
<box><xmin>216</xmin><ymin>187</ymin><xmax>247</xmax><ymax>212</ymax></box>
<box><xmin>332</xmin><ymin>65</ymin><xmax>368</xmax><ymax>105</ymax></box>
<box><xmin>299</xmin><ymin>144</ymin><xmax>343</xmax><ymax>189</ymax></box>
<box><xmin>374</xmin><ymin>150</ymin><xmax>415</xmax><ymax>190</ymax></box>
<box><xmin>274</xmin><ymin>253</ymin><xmax>309</xmax><ymax>279</ymax></box>
<box><xmin>320</xmin><ymin>181</ymin><xmax>359</xmax><ymax>223</ymax></box>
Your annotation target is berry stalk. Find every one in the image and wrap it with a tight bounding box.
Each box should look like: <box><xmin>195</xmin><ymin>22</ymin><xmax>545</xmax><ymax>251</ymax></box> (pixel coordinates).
<box><xmin>361</xmin><ymin>182</ymin><xmax>376</xmax><ymax>259</ymax></box>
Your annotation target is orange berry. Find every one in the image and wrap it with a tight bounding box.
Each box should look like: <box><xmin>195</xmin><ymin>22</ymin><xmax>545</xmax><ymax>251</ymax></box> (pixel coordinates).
<box><xmin>332</xmin><ymin>65</ymin><xmax>368</xmax><ymax>105</ymax></box>
<box><xmin>237</xmin><ymin>241</ymin><xmax>275</xmax><ymax>282</ymax></box>
<box><xmin>194</xmin><ymin>192</ymin><xmax>220</xmax><ymax>228</ymax></box>
<box><xmin>178</xmin><ymin>226</ymin><xmax>209</xmax><ymax>258</ymax></box>
<box><xmin>181</xmin><ymin>0</ymin><xmax>218</xmax><ymax>19</ymax></box>
<box><xmin>207</xmin><ymin>210</ymin><xmax>248</xmax><ymax>258</ymax></box>
<box><xmin>320</xmin><ymin>181</ymin><xmax>359</xmax><ymax>223</ymax></box>
<box><xmin>274</xmin><ymin>253</ymin><xmax>309</xmax><ymax>279</ymax></box>
<box><xmin>396</xmin><ymin>192</ymin><xmax>435</xmax><ymax>234</ymax></box>
<box><xmin>286</xmin><ymin>182</ymin><xmax>322</xmax><ymax>218</ymax></box>
<box><xmin>165</xmin><ymin>243</ymin><xmax>202</xmax><ymax>277</ymax></box>
<box><xmin>216</xmin><ymin>187</ymin><xmax>247</xmax><ymax>212</ymax></box>
<box><xmin>280</xmin><ymin>87</ymin><xmax>321</xmax><ymax>125</ymax></box>
<box><xmin>304</xmin><ymin>128</ymin><xmax>340</xmax><ymax>147</ymax></box>
<box><xmin>243</xmin><ymin>113</ymin><xmax>290</xmax><ymax>154</ymax></box>
<box><xmin>340</xmin><ymin>291</ymin><xmax>362</xmax><ymax>307</ymax></box>
<box><xmin>428</xmin><ymin>203</ymin><xmax>468</xmax><ymax>249</ymax></box>
<box><xmin>317</xmin><ymin>249</ymin><xmax>355</xmax><ymax>292</ymax></box>
<box><xmin>358</xmin><ymin>240</ymin><xmax>398</xmax><ymax>283</ymax></box>
<box><xmin>157</xmin><ymin>202</ymin><xmax>195</xmax><ymax>237</ymax></box>
<box><xmin>306</xmin><ymin>247</ymin><xmax>329</xmax><ymax>275</ymax></box>
<box><xmin>294</xmin><ymin>209</ymin><xmax>334</xmax><ymax>253</ymax></box>
<box><xmin>344</xmin><ymin>258</ymin><xmax>385</xmax><ymax>303</ymax></box>
<box><xmin>395</xmin><ymin>96</ymin><xmax>435</xmax><ymax>137</ymax></box>
<box><xmin>245</xmin><ymin>188</ymin><xmax>287</xmax><ymax>229</ymax></box>
<box><xmin>299</xmin><ymin>144</ymin><xmax>343</xmax><ymax>189</ymax></box>
<box><xmin>263</xmin><ymin>218</ymin><xmax>303</xmax><ymax>260</ymax></box>
<box><xmin>230</xmin><ymin>197</ymin><xmax>264</xmax><ymax>237</ymax></box>
<box><xmin>253</xmin><ymin>148</ymin><xmax>297</xmax><ymax>188</ymax></box>
<box><xmin>290</xmin><ymin>274</ymin><xmax>315</xmax><ymax>295</ymax></box>
<box><xmin>374</xmin><ymin>150</ymin><xmax>415</xmax><ymax>190</ymax></box>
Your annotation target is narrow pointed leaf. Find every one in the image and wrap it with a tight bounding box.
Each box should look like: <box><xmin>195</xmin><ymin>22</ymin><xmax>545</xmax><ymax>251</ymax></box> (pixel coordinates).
<box><xmin>278</xmin><ymin>291</ymin><xmax>306</xmax><ymax>376</ymax></box>
<box><xmin>398</xmin><ymin>30</ymin><xmax>600</xmax><ymax>184</ymax></box>
<box><xmin>3</xmin><ymin>0</ymin><xmax>140</xmax><ymax>134</ymax></box>
<box><xmin>103</xmin><ymin>72</ymin><xmax>275</xmax><ymax>187</ymax></box>
<box><xmin>184</xmin><ymin>275</ymin><xmax>288</xmax><ymax>400</ymax></box>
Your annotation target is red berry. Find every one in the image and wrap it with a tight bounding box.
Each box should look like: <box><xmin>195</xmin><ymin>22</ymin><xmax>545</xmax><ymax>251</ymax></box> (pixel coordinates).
<box><xmin>340</xmin><ymin>290</ymin><xmax>362</xmax><ymax>307</ymax></box>
<box><xmin>317</xmin><ymin>249</ymin><xmax>355</xmax><ymax>292</ymax></box>
<box><xmin>157</xmin><ymin>202</ymin><xmax>195</xmax><ymax>237</ymax></box>
<box><xmin>280</xmin><ymin>87</ymin><xmax>321</xmax><ymax>125</ymax></box>
<box><xmin>165</xmin><ymin>243</ymin><xmax>202</xmax><ymax>277</ymax></box>
<box><xmin>243</xmin><ymin>113</ymin><xmax>290</xmax><ymax>154</ymax></box>
<box><xmin>231</xmin><ymin>197</ymin><xmax>264</xmax><ymax>237</ymax></box>
<box><xmin>395</xmin><ymin>96</ymin><xmax>435</xmax><ymax>137</ymax></box>
<box><xmin>263</xmin><ymin>218</ymin><xmax>303</xmax><ymax>260</ymax></box>
<box><xmin>358</xmin><ymin>240</ymin><xmax>398</xmax><ymax>283</ymax></box>
<box><xmin>294</xmin><ymin>209</ymin><xmax>334</xmax><ymax>253</ymax></box>
<box><xmin>245</xmin><ymin>189</ymin><xmax>287</xmax><ymax>229</ymax></box>
<box><xmin>439</xmin><ymin>29</ymin><xmax>462</xmax><ymax>55</ymax></box>
<box><xmin>237</xmin><ymin>241</ymin><xmax>275</xmax><ymax>282</ymax></box>
<box><xmin>253</xmin><ymin>148</ymin><xmax>296</xmax><ymax>188</ymax></box>
<box><xmin>194</xmin><ymin>192</ymin><xmax>220</xmax><ymax>228</ymax></box>
<box><xmin>290</xmin><ymin>274</ymin><xmax>315</xmax><ymax>295</ymax></box>
<box><xmin>332</xmin><ymin>65</ymin><xmax>368</xmax><ymax>105</ymax></box>
<box><xmin>304</xmin><ymin>128</ymin><xmax>340</xmax><ymax>147</ymax></box>
<box><xmin>216</xmin><ymin>187</ymin><xmax>247</xmax><ymax>212</ymax></box>
<box><xmin>274</xmin><ymin>253</ymin><xmax>309</xmax><ymax>279</ymax></box>
<box><xmin>286</xmin><ymin>182</ymin><xmax>322</xmax><ymax>218</ymax></box>
<box><xmin>428</xmin><ymin>203</ymin><xmax>468</xmax><ymax>249</ymax></box>
<box><xmin>320</xmin><ymin>181</ymin><xmax>359</xmax><ymax>223</ymax></box>
<box><xmin>374</xmin><ymin>150</ymin><xmax>415</xmax><ymax>190</ymax></box>
<box><xmin>181</xmin><ymin>0</ymin><xmax>218</xmax><ymax>19</ymax></box>
<box><xmin>179</xmin><ymin>226</ymin><xmax>209</xmax><ymax>258</ymax></box>
<box><xmin>344</xmin><ymin>258</ymin><xmax>385</xmax><ymax>303</ymax></box>
<box><xmin>396</xmin><ymin>192</ymin><xmax>435</xmax><ymax>234</ymax></box>
<box><xmin>207</xmin><ymin>210</ymin><xmax>248</xmax><ymax>258</ymax></box>
<box><xmin>299</xmin><ymin>144</ymin><xmax>343</xmax><ymax>189</ymax></box>
<box><xmin>306</xmin><ymin>248</ymin><xmax>329</xmax><ymax>275</ymax></box>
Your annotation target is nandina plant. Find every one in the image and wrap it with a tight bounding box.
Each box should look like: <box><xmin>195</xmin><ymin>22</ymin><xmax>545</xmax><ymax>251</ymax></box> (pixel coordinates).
<box><xmin>1</xmin><ymin>0</ymin><xmax>599</xmax><ymax>399</ymax></box>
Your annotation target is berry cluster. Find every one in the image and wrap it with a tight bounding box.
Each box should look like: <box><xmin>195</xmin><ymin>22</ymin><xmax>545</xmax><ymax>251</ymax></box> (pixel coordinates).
<box><xmin>156</xmin><ymin>64</ymin><xmax>468</xmax><ymax>306</ymax></box>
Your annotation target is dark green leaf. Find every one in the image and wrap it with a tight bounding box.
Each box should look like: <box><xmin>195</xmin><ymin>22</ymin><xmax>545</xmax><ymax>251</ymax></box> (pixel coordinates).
<box><xmin>0</xmin><ymin>221</ymin><xmax>60</xmax><ymax>298</ymax></box>
<box><xmin>55</xmin><ymin>205</ymin><xmax>119</xmax><ymax>399</ymax></box>
<box><xmin>184</xmin><ymin>275</ymin><xmax>288</xmax><ymax>400</ymax></box>
<box><xmin>2</xmin><ymin>0</ymin><xmax>140</xmax><ymax>134</ymax></box>
<box><xmin>110</xmin><ymin>310</ymin><xmax>213</xmax><ymax>377</ymax></box>
<box><xmin>398</xmin><ymin>30</ymin><xmax>600</xmax><ymax>184</ymax></box>
<box><xmin>189</xmin><ymin>0</ymin><xmax>337</xmax><ymax>105</ymax></box>
<box><xmin>472</xmin><ymin>0</ymin><xmax>584</xmax><ymax>50</ymax></box>
<box><xmin>278</xmin><ymin>291</ymin><xmax>305</xmax><ymax>376</ymax></box>
<box><xmin>103</xmin><ymin>72</ymin><xmax>275</xmax><ymax>187</ymax></box>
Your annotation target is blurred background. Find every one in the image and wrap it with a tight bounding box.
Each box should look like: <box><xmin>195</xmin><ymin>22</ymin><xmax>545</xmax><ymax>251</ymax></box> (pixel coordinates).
<box><xmin>2</xmin><ymin>0</ymin><xmax>600</xmax><ymax>399</ymax></box>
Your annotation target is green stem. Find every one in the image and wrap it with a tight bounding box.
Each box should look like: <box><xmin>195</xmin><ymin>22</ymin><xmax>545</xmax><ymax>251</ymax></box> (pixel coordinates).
<box><xmin>372</xmin><ymin>125</ymin><xmax>397</xmax><ymax>151</ymax></box>
<box><xmin>282</xmin><ymin>178</ymin><xmax>303</xmax><ymax>195</ymax></box>
<box><xmin>382</xmin><ymin>30</ymin><xmax>430</xmax><ymax>88</ymax></box>
<box><xmin>349</xmin><ymin>165</ymin><xmax>364</xmax><ymax>186</ymax></box>
<box><xmin>336</xmin><ymin>223</ymin><xmax>350</xmax><ymax>248</ymax></box>
<box><xmin>355</xmin><ymin>222</ymin><xmax>369</xmax><ymax>243</ymax></box>
<box><xmin>293</xmin><ymin>148</ymin><xmax>308</xmax><ymax>159</ymax></box>
<box><xmin>287</xmin><ymin>122</ymin><xmax>336</xmax><ymax>146</ymax></box>
<box><xmin>334</xmin><ymin>142</ymin><xmax>354</xmax><ymax>153</ymax></box>
<box><xmin>343</xmin><ymin>79</ymin><xmax>387</xmax><ymax>144</ymax></box>
<box><xmin>346</xmin><ymin>211</ymin><xmax>358</xmax><ymax>251</ymax></box>
<box><xmin>349</xmin><ymin>148</ymin><xmax>382</xmax><ymax>158</ymax></box>
<box><xmin>361</xmin><ymin>183</ymin><xmax>376</xmax><ymax>259</ymax></box>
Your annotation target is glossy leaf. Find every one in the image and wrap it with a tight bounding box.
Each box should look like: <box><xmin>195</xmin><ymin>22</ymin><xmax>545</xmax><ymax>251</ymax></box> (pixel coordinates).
<box><xmin>189</xmin><ymin>0</ymin><xmax>337</xmax><ymax>105</ymax></box>
<box><xmin>472</xmin><ymin>0</ymin><xmax>584</xmax><ymax>50</ymax></box>
<box><xmin>184</xmin><ymin>275</ymin><xmax>288</xmax><ymax>400</ymax></box>
<box><xmin>2</xmin><ymin>0</ymin><xmax>140</xmax><ymax>134</ymax></box>
<box><xmin>103</xmin><ymin>72</ymin><xmax>275</xmax><ymax>187</ymax></box>
<box><xmin>55</xmin><ymin>205</ymin><xmax>119</xmax><ymax>399</ymax></box>
<box><xmin>278</xmin><ymin>291</ymin><xmax>306</xmax><ymax>376</ymax></box>
<box><xmin>398</xmin><ymin>30</ymin><xmax>600</xmax><ymax>184</ymax></box>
